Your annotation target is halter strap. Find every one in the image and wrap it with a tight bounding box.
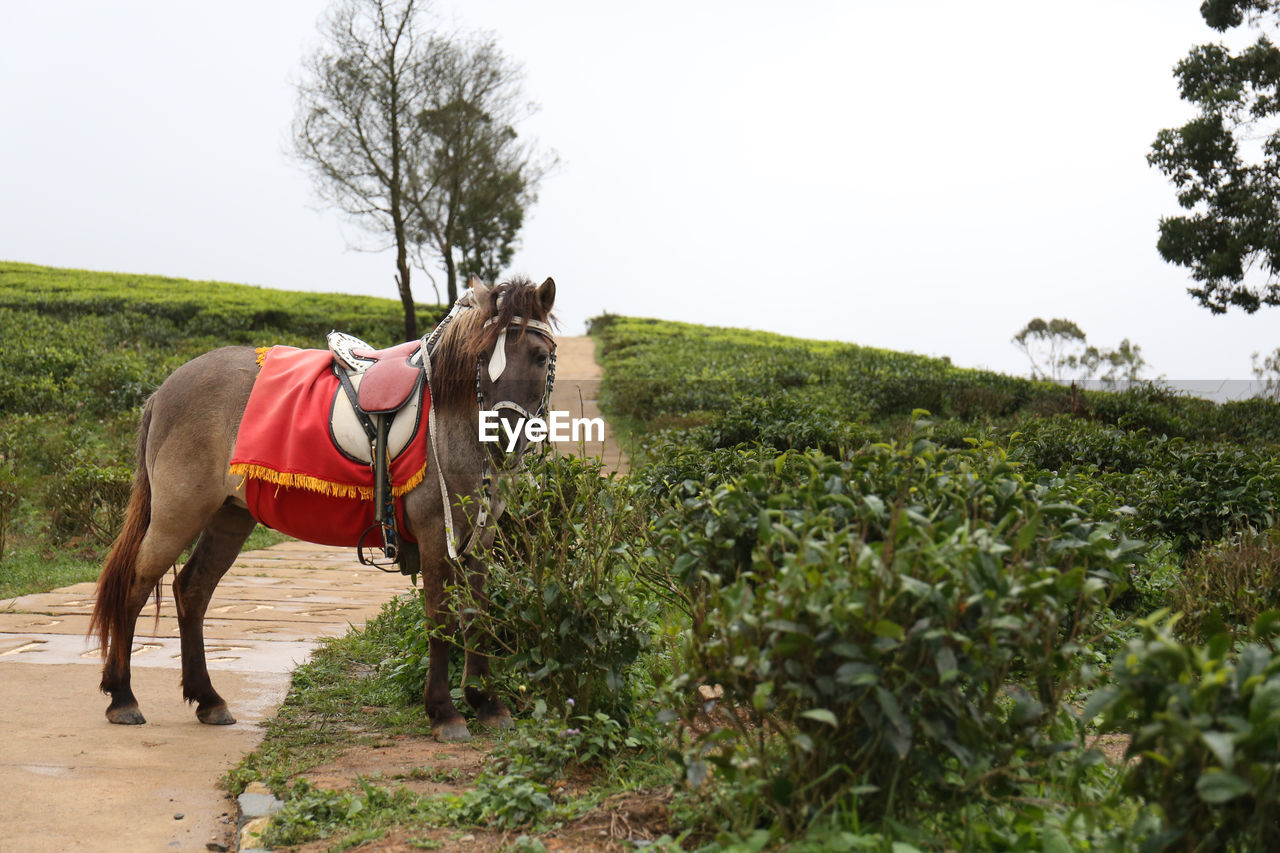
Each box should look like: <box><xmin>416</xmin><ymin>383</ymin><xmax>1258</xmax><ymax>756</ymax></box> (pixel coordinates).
<box><xmin>482</xmin><ymin>316</ymin><xmax>555</xmax><ymax>382</ymax></box>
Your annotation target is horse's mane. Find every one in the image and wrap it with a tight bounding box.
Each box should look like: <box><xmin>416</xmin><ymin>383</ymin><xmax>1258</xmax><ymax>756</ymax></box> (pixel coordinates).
<box><xmin>430</xmin><ymin>276</ymin><xmax>554</xmax><ymax>407</ymax></box>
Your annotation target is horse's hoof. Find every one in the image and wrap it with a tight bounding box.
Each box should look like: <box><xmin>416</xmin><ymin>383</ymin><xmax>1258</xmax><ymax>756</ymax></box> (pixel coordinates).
<box><xmin>477</xmin><ymin>710</ymin><xmax>514</xmax><ymax>731</ymax></box>
<box><xmin>433</xmin><ymin>720</ymin><xmax>472</xmax><ymax>743</ymax></box>
<box><xmin>197</xmin><ymin>704</ymin><xmax>236</xmax><ymax>726</ymax></box>
<box><xmin>106</xmin><ymin>704</ymin><xmax>146</xmax><ymax>725</ymax></box>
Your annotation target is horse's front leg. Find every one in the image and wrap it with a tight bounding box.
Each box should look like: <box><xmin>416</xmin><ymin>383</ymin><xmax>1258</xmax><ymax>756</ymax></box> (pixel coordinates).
<box><xmin>421</xmin><ymin>560</ymin><xmax>471</xmax><ymax>742</ymax></box>
<box><xmin>461</xmin><ymin>552</ymin><xmax>513</xmax><ymax>730</ymax></box>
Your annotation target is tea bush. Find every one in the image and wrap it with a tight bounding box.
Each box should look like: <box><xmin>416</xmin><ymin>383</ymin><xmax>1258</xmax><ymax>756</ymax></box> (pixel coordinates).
<box><xmin>1172</xmin><ymin>531</ymin><xmax>1280</xmax><ymax>643</ymax></box>
<box><xmin>465</xmin><ymin>453</ymin><xmax>660</xmax><ymax>721</ymax></box>
<box><xmin>1006</xmin><ymin>415</ymin><xmax>1158</xmax><ymax>475</ymax></box>
<box><xmin>47</xmin><ymin>459</ymin><xmax>132</xmax><ymax>545</ymax></box>
<box><xmin>654</xmin><ymin>435</ymin><xmax>1137</xmax><ymax>836</ymax></box>
<box><xmin>1132</xmin><ymin>445</ymin><xmax>1280</xmax><ymax>556</ymax></box>
<box><xmin>1087</xmin><ymin>612</ymin><xmax>1280</xmax><ymax>852</ymax></box>
<box><xmin>590</xmin><ymin>313</ymin><xmax>1280</xmax><ymax>845</ymax></box>
<box><xmin>0</xmin><ymin>463</ymin><xmax>18</xmax><ymax>555</ymax></box>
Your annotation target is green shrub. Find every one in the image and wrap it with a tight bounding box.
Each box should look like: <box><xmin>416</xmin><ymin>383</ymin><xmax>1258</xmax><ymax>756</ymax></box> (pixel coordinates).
<box><xmin>0</xmin><ymin>462</ymin><xmax>18</xmax><ymax>556</ymax></box>
<box><xmin>1087</xmin><ymin>612</ymin><xmax>1280</xmax><ymax>852</ymax></box>
<box><xmin>1007</xmin><ymin>415</ymin><xmax>1157</xmax><ymax>476</ymax></box>
<box><xmin>463</xmin><ymin>453</ymin><xmax>659</xmax><ymax>721</ymax></box>
<box><xmin>1133</xmin><ymin>445</ymin><xmax>1280</xmax><ymax>556</ymax></box>
<box><xmin>263</xmin><ymin>779</ymin><xmax>433</xmax><ymax>848</ymax></box>
<box><xmin>47</xmin><ymin>459</ymin><xmax>132</xmax><ymax>545</ymax></box>
<box><xmin>697</xmin><ymin>394</ymin><xmax>875</xmax><ymax>458</ymax></box>
<box><xmin>656</xmin><ymin>433</ymin><xmax>1136</xmax><ymax>837</ymax></box>
<box><xmin>1173</xmin><ymin>530</ymin><xmax>1280</xmax><ymax>644</ymax></box>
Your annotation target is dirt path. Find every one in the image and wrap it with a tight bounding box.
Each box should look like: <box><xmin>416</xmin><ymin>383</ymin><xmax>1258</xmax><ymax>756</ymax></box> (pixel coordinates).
<box><xmin>0</xmin><ymin>336</ymin><xmax>622</xmax><ymax>852</ymax></box>
<box><xmin>548</xmin><ymin>335</ymin><xmax>628</xmax><ymax>474</ymax></box>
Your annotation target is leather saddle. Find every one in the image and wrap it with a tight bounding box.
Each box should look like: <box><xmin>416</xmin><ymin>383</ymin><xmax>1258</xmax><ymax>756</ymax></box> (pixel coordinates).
<box><xmin>326</xmin><ymin>331</ymin><xmax>427</xmax><ymax>570</ymax></box>
<box><xmin>327</xmin><ymin>332</ymin><xmax>425</xmax><ymax>464</ymax></box>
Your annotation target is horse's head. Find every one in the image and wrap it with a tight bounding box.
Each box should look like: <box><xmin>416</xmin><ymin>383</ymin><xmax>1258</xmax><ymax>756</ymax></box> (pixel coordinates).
<box><xmin>474</xmin><ymin>277</ymin><xmax>556</xmax><ymax>460</ymax></box>
<box><xmin>431</xmin><ymin>275</ymin><xmax>557</xmax><ymax>463</ymax></box>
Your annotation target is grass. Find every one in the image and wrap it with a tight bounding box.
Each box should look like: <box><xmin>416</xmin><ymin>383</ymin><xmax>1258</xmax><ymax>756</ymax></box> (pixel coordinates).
<box><xmin>227</xmin><ymin>595</ymin><xmax>678</xmax><ymax>851</ymax></box>
<box><xmin>0</xmin><ymin>525</ymin><xmax>291</xmax><ymax>600</ymax></box>
<box><xmin>0</xmin><ymin>547</ymin><xmax>101</xmax><ymax>600</ymax></box>
<box><xmin>226</xmin><ymin>598</ymin><xmax>435</xmax><ymax>795</ymax></box>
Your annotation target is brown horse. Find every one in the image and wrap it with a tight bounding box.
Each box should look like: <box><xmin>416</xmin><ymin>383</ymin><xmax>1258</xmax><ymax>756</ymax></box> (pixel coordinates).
<box><xmin>88</xmin><ymin>276</ymin><xmax>556</xmax><ymax>742</ymax></box>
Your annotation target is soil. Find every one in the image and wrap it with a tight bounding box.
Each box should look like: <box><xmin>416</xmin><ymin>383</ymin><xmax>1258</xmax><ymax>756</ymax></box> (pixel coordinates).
<box><xmin>289</xmin><ymin>732</ymin><xmax>672</xmax><ymax>852</ymax></box>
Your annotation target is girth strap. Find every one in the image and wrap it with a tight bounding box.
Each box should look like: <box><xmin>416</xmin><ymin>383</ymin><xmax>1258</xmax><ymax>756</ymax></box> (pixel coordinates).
<box><xmin>336</xmin><ymin>365</ymin><xmax>404</xmax><ymax>566</ymax></box>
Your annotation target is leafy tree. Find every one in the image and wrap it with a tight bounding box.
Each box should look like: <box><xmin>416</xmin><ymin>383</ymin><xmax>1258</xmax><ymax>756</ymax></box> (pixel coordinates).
<box><xmin>407</xmin><ymin>37</ymin><xmax>550</xmax><ymax>303</ymax></box>
<box><xmin>1253</xmin><ymin>346</ymin><xmax>1280</xmax><ymax>398</ymax></box>
<box><xmin>1096</xmin><ymin>338</ymin><xmax>1149</xmax><ymax>388</ymax></box>
<box><xmin>1013</xmin><ymin>318</ymin><xmax>1148</xmax><ymax>385</ymax></box>
<box><xmin>292</xmin><ymin>0</ymin><xmax>548</xmax><ymax>336</ymax></box>
<box><xmin>1149</xmin><ymin>0</ymin><xmax>1280</xmax><ymax>313</ymax></box>
<box><xmin>293</xmin><ymin>0</ymin><xmax>434</xmax><ymax>340</ymax></box>
<box><xmin>1013</xmin><ymin>318</ymin><xmax>1088</xmax><ymax>381</ymax></box>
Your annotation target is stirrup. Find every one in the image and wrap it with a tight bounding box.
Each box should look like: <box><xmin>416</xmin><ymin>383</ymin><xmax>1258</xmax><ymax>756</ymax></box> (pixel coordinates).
<box><xmin>357</xmin><ymin>521</ymin><xmax>400</xmax><ymax>572</ymax></box>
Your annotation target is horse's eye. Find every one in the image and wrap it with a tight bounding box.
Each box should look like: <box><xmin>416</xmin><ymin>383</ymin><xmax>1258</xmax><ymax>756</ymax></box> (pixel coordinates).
<box><xmin>535</xmin><ymin>353</ymin><xmax>549</xmax><ymax>368</ymax></box>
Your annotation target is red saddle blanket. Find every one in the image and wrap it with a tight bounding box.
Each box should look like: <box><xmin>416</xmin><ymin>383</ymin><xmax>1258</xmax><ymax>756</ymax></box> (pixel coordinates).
<box><xmin>229</xmin><ymin>345</ymin><xmax>429</xmax><ymax>546</ymax></box>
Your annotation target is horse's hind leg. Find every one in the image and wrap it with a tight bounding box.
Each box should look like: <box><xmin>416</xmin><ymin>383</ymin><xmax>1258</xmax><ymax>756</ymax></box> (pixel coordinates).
<box><xmin>174</xmin><ymin>502</ymin><xmax>256</xmax><ymax>725</ymax></box>
<box><xmin>101</xmin><ymin>521</ymin><xmax>207</xmax><ymax>725</ymax></box>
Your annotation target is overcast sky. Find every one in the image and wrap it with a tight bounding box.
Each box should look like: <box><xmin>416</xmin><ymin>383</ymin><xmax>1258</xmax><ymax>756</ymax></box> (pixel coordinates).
<box><xmin>2</xmin><ymin>1</ymin><xmax>1276</xmax><ymax>385</ymax></box>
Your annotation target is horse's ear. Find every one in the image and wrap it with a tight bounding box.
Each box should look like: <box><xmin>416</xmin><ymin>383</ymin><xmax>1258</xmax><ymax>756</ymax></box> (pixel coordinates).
<box><xmin>537</xmin><ymin>277</ymin><xmax>556</xmax><ymax>315</ymax></box>
<box><xmin>467</xmin><ymin>275</ymin><xmax>490</xmax><ymax>304</ymax></box>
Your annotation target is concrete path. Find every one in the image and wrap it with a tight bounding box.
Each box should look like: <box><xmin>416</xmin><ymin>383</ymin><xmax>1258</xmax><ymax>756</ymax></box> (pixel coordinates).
<box><xmin>0</xmin><ymin>336</ymin><xmax>623</xmax><ymax>852</ymax></box>
<box><xmin>0</xmin><ymin>541</ymin><xmax>407</xmax><ymax>852</ymax></box>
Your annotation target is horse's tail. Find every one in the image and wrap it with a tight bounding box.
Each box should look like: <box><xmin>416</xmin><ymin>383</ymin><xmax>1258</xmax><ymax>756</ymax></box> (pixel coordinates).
<box><xmin>88</xmin><ymin>401</ymin><xmax>154</xmax><ymax>674</ymax></box>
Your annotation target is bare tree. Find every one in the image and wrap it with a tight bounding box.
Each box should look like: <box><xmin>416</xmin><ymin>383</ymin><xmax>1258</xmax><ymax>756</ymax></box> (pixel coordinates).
<box><xmin>293</xmin><ymin>0</ymin><xmax>433</xmax><ymax>339</ymax></box>
<box><xmin>293</xmin><ymin>0</ymin><xmax>550</xmax><ymax>335</ymax></box>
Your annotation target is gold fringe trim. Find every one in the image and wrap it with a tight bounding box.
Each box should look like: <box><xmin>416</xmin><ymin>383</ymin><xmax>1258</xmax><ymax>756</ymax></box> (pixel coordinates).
<box><xmin>230</xmin><ymin>463</ymin><xmax>371</xmax><ymax>500</ymax></box>
<box><xmin>254</xmin><ymin>346</ymin><xmax>270</xmax><ymax>368</ymax></box>
<box><xmin>230</xmin><ymin>460</ymin><xmax>430</xmax><ymax>502</ymax></box>
<box><xmin>392</xmin><ymin>461</ymin><xmax>428</xmax><ymax>496</ymax></box>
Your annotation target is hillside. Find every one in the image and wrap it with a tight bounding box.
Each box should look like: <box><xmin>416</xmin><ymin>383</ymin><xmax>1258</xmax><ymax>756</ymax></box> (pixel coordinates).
<box><xmin>578</xmin><ymin>313</ymin><xmax>1280</xmax><ymax>848</ymax></box>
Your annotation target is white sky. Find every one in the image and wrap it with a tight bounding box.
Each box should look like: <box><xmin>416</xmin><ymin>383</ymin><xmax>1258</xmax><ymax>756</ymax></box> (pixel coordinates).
<box><xmin>2</xmin><ymin>0</ymin><xmax>1277</xmax><ymax>383</ymax></box>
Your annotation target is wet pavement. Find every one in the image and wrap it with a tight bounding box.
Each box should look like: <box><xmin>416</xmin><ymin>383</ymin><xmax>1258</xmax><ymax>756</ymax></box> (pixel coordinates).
<box><xmin>0</xmin><ymin>541</ymin><xmax>408</xmax><ymax>852</ymax></box>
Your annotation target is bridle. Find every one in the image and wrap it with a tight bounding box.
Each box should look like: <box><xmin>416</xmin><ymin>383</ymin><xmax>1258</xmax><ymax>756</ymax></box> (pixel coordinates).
<box><xmin>416</xmin><ymin>288</ymin><xmax>556</xmax><ymax>560</ymax></box>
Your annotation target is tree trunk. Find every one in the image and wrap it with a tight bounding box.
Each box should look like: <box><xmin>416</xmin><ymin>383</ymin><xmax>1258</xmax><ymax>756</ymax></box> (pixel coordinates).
<box><xmin>394</xmin><ymin>217</ymin><xmax>417</xmax><ymax>340</ymax></box>
<box><xmin>397</xmin><ymin>262</ymin><xmax>417</xmax><ymax>341</ymax></box>
<box><xmin>444</xmin><ymin>244</ymin><xmax>458</xmax><ymax>305</ymax></box>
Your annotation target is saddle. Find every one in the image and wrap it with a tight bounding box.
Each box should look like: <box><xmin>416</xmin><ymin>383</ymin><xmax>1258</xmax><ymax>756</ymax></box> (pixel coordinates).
<box><xmin>327</xmin><ymin>331</ymin><xmax>427</xmax><ymax>572</ymax></box>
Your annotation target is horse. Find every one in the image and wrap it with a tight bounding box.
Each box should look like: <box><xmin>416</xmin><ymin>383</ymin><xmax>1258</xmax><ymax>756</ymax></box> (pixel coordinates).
<box><xmin>88</xmin><ymin>276</ymin><xmax>556</xmax><ymax>743</ymax></box>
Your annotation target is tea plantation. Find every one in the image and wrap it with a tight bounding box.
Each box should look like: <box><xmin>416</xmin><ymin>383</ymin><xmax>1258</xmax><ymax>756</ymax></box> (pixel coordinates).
<box><xmin>581</xmin><ymin>314</ymin><xmax>1280</xmax><ymax>850</ymax></box>
<box><xmin>7</xmin><ymin>263</ymin><xmax>1280</xmax><ymax>850</ymax></box>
